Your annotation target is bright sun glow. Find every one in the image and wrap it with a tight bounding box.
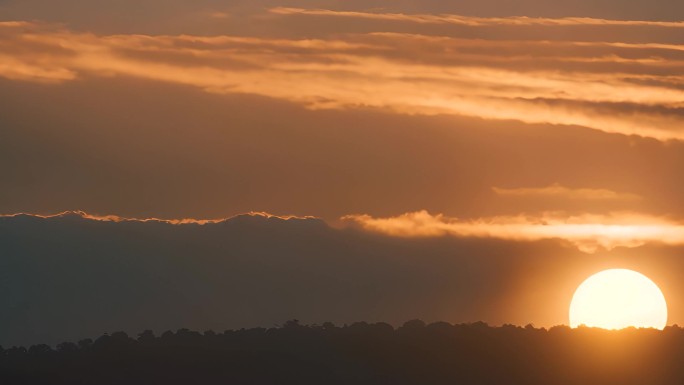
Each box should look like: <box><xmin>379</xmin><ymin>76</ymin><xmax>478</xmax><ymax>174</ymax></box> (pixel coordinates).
<box><xmin>569</xmin><ymin>269</ymin><xmax>667</xmax><ymax>330</ymax></box>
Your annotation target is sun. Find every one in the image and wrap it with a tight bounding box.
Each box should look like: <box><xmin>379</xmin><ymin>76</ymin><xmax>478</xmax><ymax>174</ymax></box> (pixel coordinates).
<box><xmin>569</xmin><ymin>269</ymin><xmax>667</xmax><ymax>330</ymax></box>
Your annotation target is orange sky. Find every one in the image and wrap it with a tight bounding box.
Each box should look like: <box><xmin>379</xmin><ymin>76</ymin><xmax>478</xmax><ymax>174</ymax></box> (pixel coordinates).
<box><xmin>0</xmin><ymin>1</ymin><xmax>683</xmax><ymax>340</ymax></box>
<box><xmin>1</xmin><ymin>6</ymin><xmax>683</xmax><ymax>220</ymax></box>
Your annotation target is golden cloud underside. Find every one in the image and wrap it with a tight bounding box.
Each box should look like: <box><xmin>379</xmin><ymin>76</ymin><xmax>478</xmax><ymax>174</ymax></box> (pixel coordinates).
<box><xmin>344</xmin><ymin>211</ymin><xmax>684</xmax><ymax>253</ymax></box>
<box><xmin>0</xmin><ymin>9</ymin><xmax>683</xmax><ymax>141</ymax></box>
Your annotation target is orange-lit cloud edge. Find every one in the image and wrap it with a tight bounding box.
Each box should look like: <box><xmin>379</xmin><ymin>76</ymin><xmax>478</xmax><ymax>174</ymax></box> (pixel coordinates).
<box><xmin>344</xmin><ymin>211</ymin><xmax>684</xmax><ymax>253</ymax></box>
<box><xmin>270</xmin><ymin>7</ymin><xmax>684</xmax><ymax>28</ymax></box>
<box><xmin>3</xmin><ymin>209</ymin><xmax>684</xmax><ymax>254</ymax></box>
<box><xmin>0</xmin><ymin>210</ymin><xmax>318</xmax><ymax>225</ymax></box>
<box><xmin>1</xmin><ymin>8</ymin><xmax>684</xmax><ymax>142</ymax></box>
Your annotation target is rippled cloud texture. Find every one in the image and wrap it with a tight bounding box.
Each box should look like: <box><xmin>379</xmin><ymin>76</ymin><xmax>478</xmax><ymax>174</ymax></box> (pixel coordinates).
<box><xmin>2</xmin><ymin>7</ymin><xmax>684</xmax><ymax>141</ymax></box>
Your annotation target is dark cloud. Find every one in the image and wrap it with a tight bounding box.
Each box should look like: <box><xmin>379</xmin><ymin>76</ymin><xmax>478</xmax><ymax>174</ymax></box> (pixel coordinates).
<box><xmin>1</xmin><ymin>211</ymin><xmax>682</xmax><ymax>346</ymax></box>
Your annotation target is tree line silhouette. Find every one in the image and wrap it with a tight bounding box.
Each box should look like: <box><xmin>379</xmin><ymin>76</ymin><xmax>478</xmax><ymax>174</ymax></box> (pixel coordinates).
<box><xmin>1</xmin><ymin>320</ymin><xmax>684</xmax><ymax>384</ymax></box>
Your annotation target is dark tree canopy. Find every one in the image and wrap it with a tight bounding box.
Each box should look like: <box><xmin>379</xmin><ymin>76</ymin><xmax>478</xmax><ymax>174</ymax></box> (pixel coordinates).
<box><xmin>1</xmin><ymin>321</ymin><xmax>683</xmax><ymax>385</ymax></box>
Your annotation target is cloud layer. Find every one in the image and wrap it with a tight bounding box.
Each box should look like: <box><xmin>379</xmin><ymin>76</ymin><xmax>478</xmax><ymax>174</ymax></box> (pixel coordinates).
<box><xmin>2</xmin><ymin>210</ymin><xmax>684</xmax><ymax>346</ymax></box>
<box><xmin>1</xmin><ymin>8</ymin><xmax>683</xmax><ymax>141</ymax></box>
<box><xmin>345</xmin><ymin>210</ymin><xmax>684</xmax><ymax>253</ymax></box>
<box><xmin>492</xmin><ymin>184</ymin><xmax>642</xmax><ymax>201</ymax></box>
<box><xmin>271</xmin><ymin>7</ymin><xmax>684</xmax><ymax>28</ymax></box>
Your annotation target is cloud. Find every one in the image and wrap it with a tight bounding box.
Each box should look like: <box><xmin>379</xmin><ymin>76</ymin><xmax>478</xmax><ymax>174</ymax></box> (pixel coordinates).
<box><xmin>269</xmin><ymin>7</ymin><xmax>684</xmax><ymax>28</ymax></box>
<box><xmin>0</xmin><ymin>210</ymin><xmax>567</xmax><ymax>345</ymax></box>
<box><xmin>5</xmin><ymin>209</ymin><xmax>684</xmax><ymax>346</ymax></box>
<box><xmin>1</xmin><ymin>12</ymin><xmax>684</xmax><ymax>140</ymax></box>
<box><xmin>343</xmin><ymin>211</ymin><xmax>684</xmax><ymax>253</ymax></box>
<box><xmin>2</xmin><ymin>0</ymin><xmax>684</xmax><ymax>35</ymax></box>
<box><xmin>0</xmin><ymin>210</ymin><xmax>316</xmax><ymax>225</ymax></box>
<box><xmin>208</xmin><ymin>11</ymin><xmax>231</xmax><ymax>20</ymax></box>
<box><xmin>8</xmin><ymin>208</ymin><xmax>681</xmax><ymax>255</ymax></box>
<box><xmin>492</xmin><ymin>184</ymin><xmax>642</xmax><ymax>201</ymax></box>
<box><xmin>3</xmin><ymin>209</ymin><xmax>684</xmax><ymax>346</ymax></box>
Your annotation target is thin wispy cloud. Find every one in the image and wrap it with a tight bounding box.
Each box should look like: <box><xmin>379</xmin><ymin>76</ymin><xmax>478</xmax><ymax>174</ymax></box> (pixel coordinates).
<box><xmin>270</xmin><ymin>7</ymin><xmax>684</xmax><ymax>28</ymax></box>
<box><xmin>492</xmin><ymin>184</ymin><xmax>642</xmax><ymax>201</ymax></box>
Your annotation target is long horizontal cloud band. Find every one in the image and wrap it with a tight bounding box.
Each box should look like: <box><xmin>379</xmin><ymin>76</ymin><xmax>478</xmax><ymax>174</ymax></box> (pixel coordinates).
<box><xmin>343</xmin><ymin>211</ymin><xmax>684</xmax><ymax>253</ymax></box>
<box><xmin>269</xmin><ymin>7</ymin><xmax>684</xmax><ymax>28</ymax></box>
<box><xmin>1</xmin><ymin>8</ymin><xmax>683</xmax><ymax>141</ymax></box>
<box><xmin>4</xmin><ymin>210</ymin><xmax>683</xmax><ymax>254</ymax></box>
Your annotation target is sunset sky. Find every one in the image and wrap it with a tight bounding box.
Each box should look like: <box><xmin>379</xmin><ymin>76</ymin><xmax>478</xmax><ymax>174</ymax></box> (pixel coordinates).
<box><xmin>1</xmin><ymin>0</ymin><xmax>683</xmax><ymax>345</ymax></box>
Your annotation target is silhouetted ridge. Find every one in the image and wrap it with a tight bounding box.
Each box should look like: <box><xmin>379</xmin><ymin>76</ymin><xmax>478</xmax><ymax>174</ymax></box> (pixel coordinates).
<box><xmin>1</xmin><ymin>321</ymin><xmax>683</xmax><ymax>385</ymax></box>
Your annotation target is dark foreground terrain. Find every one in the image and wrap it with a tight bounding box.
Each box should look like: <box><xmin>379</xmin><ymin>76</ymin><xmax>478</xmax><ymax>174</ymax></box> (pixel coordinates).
<box><xmin>1</xmin><ymin>320</ymin><xmax>683</xmax><ymax>385</ymax></box>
